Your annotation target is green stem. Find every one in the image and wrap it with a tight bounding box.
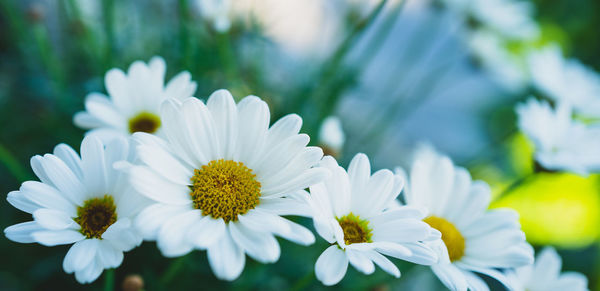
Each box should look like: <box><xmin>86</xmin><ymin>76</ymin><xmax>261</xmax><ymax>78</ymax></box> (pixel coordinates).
<box><xmin>103</xmin><ymin>269</ymin><xmax>115</xmax><ymax>291</ymax></box>
<box><xmin>101</xmin><ymin>0</ymin><xmax>115</xmax><ymax>69</ymax></box>
<box><xmin>178</xmin><ymin>0</ymin><xmax>192</xmax><ymax>69</ymax></box>
<box><xmin>0</xmin><ymin>143</ymin><xmax>33</xmax><ymax>182</ymax></box>
<box><xmin>495</xmin><ymin>172</ymin><xmax>536</xmax><ymax>200</ymax></box>
<box><xmin>216</xmin><ymin>31</ymin><xmax>238</xmax><ymax>84</ymax></box>
<box><xmin>290</xmin><ymin>270</ymin><xmax>315</xmax><ymax>291</ymax></box>
<box><xmin>159</xmin><ymin>256</ymin><xmax>187</xmax><ymax>286</ymax></box>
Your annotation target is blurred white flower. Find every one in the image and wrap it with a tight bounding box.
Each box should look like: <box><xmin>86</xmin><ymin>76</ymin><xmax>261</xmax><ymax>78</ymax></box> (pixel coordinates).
<box><xmin>74</xmin><ymin>57</ymin><xmax>197</xmax><ymax>142</ymax></box>
<box><xmin>397</xmin><ymin>145</ymin><xmax>534</xmax><ymax>291</ymax></box>
<box><xmin>310</xmin><ymin>154</ymin><xmax>439</xmax><ymax>286</ymax></box>
<box><xmin>469</xmin><ymin>0</ymin><xmax>539</xmax><ymax>40</ymax></box>
<box><xmin>4</xmin><ymin>136</ymin><xmax>145</xmax><ymax>284</ymax></box>
<box><xmin>528</xmin><ymin>45</ymin><xmax>600</xmax><ymax>118</ymax></box>
<box><xmin>516</xmin><ymin>98</ymin><xmax>600</xmax><ymax>175</ymax></box>
<box><xmin>128</xmin><ymin>90</ymin><xmax>328</xmax><ymax>280</ymax></box>
<box><xmin>468</xmin><ymin>29</ymin><xmax>529</xmax><ymax>92</ymax></box>
<box><xmin>508</xmin><ymin>247</ymin><xmax>589</xmax><ymax>291</ymax></box>
<box><xmin>318</xmin><ymin>116</ymin><xmax>346</xmax><ymax>157</ymax></box>
<box><xmin>195</xmin><ymin>0</ymin><xmax>232</xmax><ymax>32</ymax></box>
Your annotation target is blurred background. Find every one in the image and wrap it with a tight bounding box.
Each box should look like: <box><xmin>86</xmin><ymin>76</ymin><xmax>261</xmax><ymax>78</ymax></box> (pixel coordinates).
<box><xmin>1</xmin><ymin>0</ymin><xmax>599</xmax><ymax>290</ymax></box>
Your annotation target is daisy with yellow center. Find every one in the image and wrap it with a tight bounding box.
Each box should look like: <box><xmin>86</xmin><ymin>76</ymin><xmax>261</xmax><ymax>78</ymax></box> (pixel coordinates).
<box><xmin>396</xmin><ymin>145</ymin><xmax>534</xmax><ymax>291</ymax></box>
<box><xmin>309</xmin><ymin>154</ymin><xmax>440</xmax><ymax>286</ymax></box>
<box><xmin>128</xmin><ymin>89</ymin><xmax>328</xmax><ymax>281</ymax></box>
<box><xmin>73</xmin><ymin>56</ymin><xmax>196</xmax><ymax>141</ymax></box>
<box><xmin>4</xmin><ymin>136</ymin><xmax>146</xmax><ymax>284</ymax></box>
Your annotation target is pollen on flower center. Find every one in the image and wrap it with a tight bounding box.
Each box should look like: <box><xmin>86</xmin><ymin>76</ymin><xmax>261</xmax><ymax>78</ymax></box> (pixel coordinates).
<box><xmin>190</xmin><ymin>159</ymin><xmax>261</xmax><ymax>223</ymax></box>
<box><xmin>337</xmin><ymin>213</ymin><xmax>372</xmax><ymax>245</ymax></box>
<box><xmin>424</xmin><ymin>216</ymin><xmax>465</xmax><ymax>262</ymax></box>
<box><xmin>75</xmin><ymin>195</ymin><xmax>117</xmax><ymax>239</ymax></box>
<box><xmin>128</xmin><ymin>111</ymin><xmax>161</xmax><ymax>133</ymax></box>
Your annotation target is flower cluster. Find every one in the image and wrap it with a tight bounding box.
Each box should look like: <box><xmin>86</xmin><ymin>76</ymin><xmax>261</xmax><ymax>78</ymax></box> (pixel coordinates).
<box><xmin>3</xmin><ymin>57</ymin><xmax>588</xmax><ymax>290</ymax></box>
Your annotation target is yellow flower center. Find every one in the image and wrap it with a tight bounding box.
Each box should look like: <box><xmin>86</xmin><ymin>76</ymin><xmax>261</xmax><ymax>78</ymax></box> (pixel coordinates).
<box><xmin>128</xmin><ymin>111</ymin><xmax>161</xmax><ymax>134</ymax></box>
<box><xmin>75</xmin><ymin>195</ymin><xmax>117</xmax><ymax>239</ymax></box>
<box><xmin>190</xmin><ymin>159</ymin><xmax>261</xmax><ymax>223</ymax></box>
<box><xmin>424</xmin><ymin>216</ymin><xmax>465</xmax><ymax>262</ymax></box>
<box><xmin>337</xmin><ymin>213</ymin><xmax>372</xmax><ymax>245</ymax></box>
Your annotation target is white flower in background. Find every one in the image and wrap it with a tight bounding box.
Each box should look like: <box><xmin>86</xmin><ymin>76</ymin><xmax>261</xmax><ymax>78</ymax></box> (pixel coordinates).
<box><xmin>469</xmin><ymin>0</ymin><xmax>539</xmax><ymax>40</ymax></box>
<box><xmin>195</xmin><ymin>0</ymin><xmax>232</xmax><ymax>32</ymax></box>
<box><xmin>74</xmin><ymin>57</ymin><xmax>197</xmax><ymax>141</ymax></box>
<box><xmin>128</xmin><ymin>90</ymin><xmax>328</xmax><ymax>280</ymax></box>
<box><xmin>397</xmin><ymin>146</ymin><xmax>534</xmax><ymax>291</ymax></box>
<box><xmin>4</xmin><ymin>136</ymin><xmax>144</xmax><ymax>284</ymax></box>
<box><xmin>318</xmin><ymin>116</ymin><xmax>346</xmax><ymax>157</ymax></box>
<box><xmin>467</xmin><ymin>29</ymin><xmax>529</xmax><ymax>92</ymax></box>
<box><xmin>516</xmin><ymin>98</ymin><xmax>600</xmax><ymax>175</ymax></box>
<box><xmin>528</xmin><ymin>45</ymin><xmax>600</xmax><ymax>118</ymax></box>
<box><xmin>310</xmin><ymin>154</ymin><xmax>440</xmax><ymax>286</ymax></box>
<box><xmin>509</xmin><ymin>247</ymin><xmax>588</xmax><ymax>291</ymax></box>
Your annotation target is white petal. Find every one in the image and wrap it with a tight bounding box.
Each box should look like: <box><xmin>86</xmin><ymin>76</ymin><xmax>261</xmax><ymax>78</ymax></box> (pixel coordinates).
<box><xmin>81</xmin><ymin>136</ymin><xmax>108</xmax><ymax>197</ymax></box>
<box><xmin>18</xmin><ymin>181</ymin><xmax>74</xmax><ymax>215</ymax></box>
<box><xmin>73</xmin><ymin>111</ymin><xmax>104</xmax><ymax>129</ymax></box>
<box><xmin>32</xmin><ymin>229</ymin><xmax>85</xmax><ymax>246</ymax></box>
<box><xmin>229</xmin><ymin>222</ymin><xmax>280</xmax><ymax>263</ymax></box>
<box><xmin>315</xmin><ymin>245</ymin><xmax>348</xmax><ymax>286</ymax></box>
<box><xmin>206</xmin><ymin>89</ymin><xmax>238</xmax><ymax>159</ymax></box>
<box><xmin>432</xmin><ymin>264</ymin><xmax>468</xmax><ymax>291</ymax></box>
<box><xmin>347</xmin><ymin>249</ymin><xmax>375</xmax><ymax>275</ymax></box>
<box><xmin>261</xmin><ymin>167</ymin><xmax>330</xmax><ymax>198</ymax></box>
<box><xmin>235</xmin><ymin>96</ymin><xmax>269</xmax><ymax>165</ymax></box>
<box><xmin>265</xmin><ymin>114</ymin><xmax>303</xmax><ymax>149</ymax></box>
<box><xmin>187</xmin><ymin>216</ymin><xmax>226</xmax><ymax>249</ymax></box>
<box><xmin>83</xmin><ymin>93</ymin><xmax>126</xmax><ymax>128</ymax></box>
<box><xmin>4</xmin><ymin>221</ymin><xmax>45</xmax><ymax>243</ymax></box>
<box><xmin>157</xmin><ymin>210</ymin><xmax>200</xmax><ymax>257</ymax></box>
<box><xmin>372</xmin><ymin>219</ymin><xmax>431</xmax><ymax>242</ymax></box>
<box><xmin>97</xmin><ymin>240</ymin><xmax>124</xmax><ymax>269</ymax></box>
<box><xmin>7</xmin><ymin>191</ymin><xmax>39</xmax><ymax>214</ymax></box>
<box><xmin>136</xmin><ymin>144</ymin><xmax>193</xmax><ymax>185</ymax></box>
<box><xmin>347</xmin><ymin>153</ymin><xmax>371</xmax><ymax>208</ymax></box>
<box><xmin>134</xmin><ymin>203</ymin><xmax>189</xmax><ymax>239</ymax></box>
<box><xmin>33</xmin><ymin>208</ymin><xmax>77</xmax><ymax>230</ymax></box>
<box><xmin>207</xmin><ymin>230</ymin><xmax>246</xmax><ymax>281</ymax></box>
<box><xmin>74</xmin><ymin>259</ymin><xmax>103</xmax><ymax>284</ymax></box>
<box><xmin>63</xmin><ymin>239</ymin><xmax>98</xmax><ymax>273</ymax></box>
<box><xmin>257</xmin><ymin>190</ymin><xmax>312</xmax><ymax>217</ymax></box>
<box><xmin>53</xmin><ymin>143</ymin><xmax>83</xmax><ymax>179</ymax></box>
<box><xmin>364</xmin><ymin>250</ymin><xmax>400</xmax><ymax>278</ymax></box>
<box><xmin>102</xmin><ymin>218</ymin><xmax>142</xmax><ymax>251</ymax></box>
<box><xmin>129</xmin><ymin>166</ymin><xmax>192</xmax><ymax>205</ymax></box>
<box><xmin>40</xmin><ymin>154</ymin><xmax>86</xmax><ymax>205</ymax></box>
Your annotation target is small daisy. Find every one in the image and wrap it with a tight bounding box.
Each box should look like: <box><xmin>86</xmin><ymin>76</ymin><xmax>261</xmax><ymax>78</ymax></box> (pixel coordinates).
<box><xmin>528</xmin><ymin>45</ymin><xmax>600</xmax><ymax>118</ymax></box>
<box><xmin>397</xmin><ymin>145</ymin><xmax>534</xmax><ymax>291</ymax></box>
<box><xmin>74</xmin><ymin>56</ymin><xmax>197</xmax><ymax>141</ymax></box>
<box><xmin>318</xmin><ymin>116</ymin><xmax>345</xmax><ymax>157</ymax></box>
<box><xmin>128</xmin><ymin>89</ymin><xmax>329</xmax><ymax>280</ymax></box>
<box><xmin>309</xmin><ymin>154</ymin><xmax>440</xmax><ymax>286</ymax></box>
<box><xmin>516</xmin><ymin>98</ymin><xmax>600</xmax><ymax>175</ymax></box>
<box><xmin>4</xmin><ymin>136</ymin><xmax>145</xmax><ymax>284</ymax></box>
<box><xmin>508</xmin><ymin>247</ymin><xmax>588</xmax><ymax>291</ymax></box>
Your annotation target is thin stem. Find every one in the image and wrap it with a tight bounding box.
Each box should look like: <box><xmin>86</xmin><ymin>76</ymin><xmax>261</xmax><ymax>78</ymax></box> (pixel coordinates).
<box><xmin>216</xmin><ymin>31</ymin><xmax>239</xmax><ymax>84</ymax></box>
<box><xmin>159</xmin><ymin>256</ymin><xmax>187</xmax><ymax>286</ymax></box>
<box><xmin>101</xmin><ymin>0</ymin><xmax>115</xmax><ymax>69</ymax></box>
<box><xmin>495</xmin><ymin>172</ymin><xmax>536</xmax><ymax>200</ymax></box>
<box><xmin>103</xmin><ymin>269</ymin><xmax>115</xmax><ymax>291</ymax></box>
<box><xmin>0</xmin><ymin>143</ymin><xmax>32</xmax><ymax>182</ymax></box>
<box><xmin>290</xmin><ymin>270</ymin><xmax>315</xmax><ymax>291</ymax></box>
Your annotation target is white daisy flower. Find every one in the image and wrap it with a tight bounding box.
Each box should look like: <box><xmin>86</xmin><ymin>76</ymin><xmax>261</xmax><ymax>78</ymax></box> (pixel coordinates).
<box><xmin>73</xmin><ymin>56</ymin><xmax>197</xmax><ymax>141</ymax></box>
<box><xmin>309</xmin><ymin>154</ymin><xmax>440</xmax><ymax>286</ymax></box>
<box><xmin>318</xmin><ymin>116</ymin><xmax>345</xmax><ymax>157</ymax></box>
<box><xmin>397</xmin><ymin>145</ymin><xmax>534</xmax><ymax>291</ymax></box>
<box><xmin>4</xmin><ymin>136</ymin><xmax>144</xmax><ymax>284</ymax></box>
<box><xmin>469</xmin><ymin>0</ymin><xmax>539</xmax><ymax>40</ymax></box>
<box><xmin>508</xmin><ymin>247</ymin><xmax>588</xmax><ymax>291</ymax></box>
<box><xmin>516</xmin><ymin>98</ymin><xmax>600</xmax><ymax>175</ymax></box>
<box><xmin>528</xmin><ymin>45</ymin><xmax>600</xmax><ymax>118</ymax></box>
<box><xmin>128</xmin><ymin>89</ymin><xmax>328</xmax><ymax>281</ymax></box>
